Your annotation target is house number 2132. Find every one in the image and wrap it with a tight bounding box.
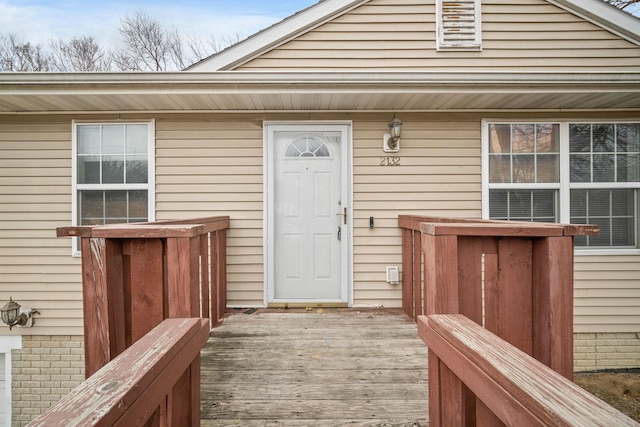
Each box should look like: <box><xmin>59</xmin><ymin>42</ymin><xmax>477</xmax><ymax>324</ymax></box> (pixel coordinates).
<box><xmin>380</xmin><ymin>156</ymin><xmax>401</xmax><ymax>166</ymax></box>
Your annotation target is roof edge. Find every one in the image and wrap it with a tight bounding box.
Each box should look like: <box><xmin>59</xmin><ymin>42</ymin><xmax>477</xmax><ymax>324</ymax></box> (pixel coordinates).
<box><xmin>2</xmin><ymin>71</ymin><xmax>640</xmax><ymax>86</ymax></box>
<box><xmin>547</xmin><ymin>0</ymin><xmax>640</xmax><ymax>45</ymax></box>
<box><xmin>186</xmin><ymin>0</ymin><xmax>369</xmax><ymax>72</ymax></box>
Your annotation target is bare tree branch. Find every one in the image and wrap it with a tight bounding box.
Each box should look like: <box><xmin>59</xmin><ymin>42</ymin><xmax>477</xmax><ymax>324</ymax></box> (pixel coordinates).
<box><xmin>50</xmin><ymin>36</ymin><xmax>111</xmax><ymax>72</ymax></box>
<box><xmin>603</xmin><ymin>0</ymin><xmax>640</xmax><ymax>11</ymax></box>
<box><xmin>0</xmin><ymin>33</ymin><xmax>51</xmax><ymax>71</ymax></box>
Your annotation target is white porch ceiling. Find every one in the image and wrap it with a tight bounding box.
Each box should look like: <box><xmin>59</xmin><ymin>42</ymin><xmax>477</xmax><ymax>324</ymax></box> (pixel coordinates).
<box><xmin>0</xmin><ymin>72</ymin><xmax>639</xmax><ymax>114</ymax></box>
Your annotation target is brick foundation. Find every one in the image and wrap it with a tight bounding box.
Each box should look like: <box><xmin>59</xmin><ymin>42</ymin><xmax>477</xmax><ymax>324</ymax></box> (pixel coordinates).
<box><xmin>574</xmin><ymin>332</ymin><xmax>640</xmax><ymax>372</ymax></box>
<box><xmin>11</xmin><ymin>335</ymin><xmax>84</xmax><ymax>426</ymax></box>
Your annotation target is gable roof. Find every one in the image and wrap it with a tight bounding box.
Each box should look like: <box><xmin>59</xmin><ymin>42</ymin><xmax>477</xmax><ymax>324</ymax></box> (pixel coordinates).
<box><xmin>187</xmin><ymin>0</ymin><xmax>368</xmax><ymax>71</ymax></box>
<box><xmin>187</xmin><ymin>0</ymin><xmax>640</xmax><ymax>72</ymax></box>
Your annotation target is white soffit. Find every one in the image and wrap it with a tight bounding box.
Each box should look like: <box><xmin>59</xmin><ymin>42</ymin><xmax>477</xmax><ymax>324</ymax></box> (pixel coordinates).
<box><xmin>1</xmin><ymin>72</ymin><xmax>639</xmax><ymax>113</ymax></box>
<box><xmin>187</xmin><ymin>0</ymin><xmax>369</xmax><ymax>71</ymax></box>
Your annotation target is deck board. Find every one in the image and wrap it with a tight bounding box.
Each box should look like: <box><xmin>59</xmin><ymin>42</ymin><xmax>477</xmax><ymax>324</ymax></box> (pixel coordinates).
<box><xmin>201</xmin><ymin>308</ymin><xmax>429</xmax><ymax>426</ymax></box>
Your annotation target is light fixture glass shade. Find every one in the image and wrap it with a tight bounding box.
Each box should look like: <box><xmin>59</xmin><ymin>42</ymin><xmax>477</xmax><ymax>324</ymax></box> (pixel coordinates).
<box><xmin>1</xmin><ymin>298</ymin><xmax>21</xmax><ymax>326</ymax></box>
<box><xmin>388</xmin><ymin>116</ymin><xmax>403</xmax><ymax>139</ymax></box>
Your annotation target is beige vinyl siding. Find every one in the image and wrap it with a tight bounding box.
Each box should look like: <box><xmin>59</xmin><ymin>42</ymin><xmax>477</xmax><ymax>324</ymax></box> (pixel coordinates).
<box><xmin>574</xmin><ymin>255</ymin><xmax>640</xmax><ymax>333</ymax></box>
<box><xmin>155</xmin><ymin>118</ymin><xmax>266</xmax><ymax>307</ymax></box>
<box><xmin>352</xmin><ymin>114</ymin><xmax>482</xmax><ymax>306</ymax></box>
<box><xmin>238</xmin><ymin>0</ymin><xmax>640</xmax><ymax>72</ymax></box>
<box><xmin>0</xmin><ymin>118</ymin><xmax>82</xmax><ymax>336</ymax></box>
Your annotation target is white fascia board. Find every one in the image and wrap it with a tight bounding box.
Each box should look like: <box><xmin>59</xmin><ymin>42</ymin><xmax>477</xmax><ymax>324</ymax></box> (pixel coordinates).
<box><xmin>547</xmin><ymin>0</ymin><xmax>640</xmax><ymax>45</ymax></box>
<box><xmin>187</xmin><ymin>0</ymin><xmax>369</xmax><ymax>72</ymax></box>
<box><xmin>1</xmin><ymin>71</ymin><xmax>640</xmax><ymax>87</ymax></box>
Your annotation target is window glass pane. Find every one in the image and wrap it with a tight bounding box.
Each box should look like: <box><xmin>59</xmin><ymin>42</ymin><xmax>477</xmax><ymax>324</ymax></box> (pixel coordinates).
<box><xmin>589</xmin><ymin>189</ymin><xmax>610</xmax><ymax>216</ymax></box>
<box><xmin>78</xmin><ymin>156</ymin><xmax>100</xmax><ymax>184</ymax></box>
<box><xmin>77</xmin><ymin>125</ymin><xmax>100</xmax><ymax>155</ymax></box>
<box><xmin>536</xmin><ymin>124</ymin><xmax>559</xmax><ymax>153</ymax></box>
<box><xmin>570</xmin><ymin>154</ymin><xmax>591</xmax><ymax>183</ymax></box>
<box><xmin>537</xmin><ymin>154</ymin><xmax>559</xmax><ymax>183</ymax></box>
<box><xmin>102</xmin><ymin>156</ymin><xmax>125</xmax><ymax>184</ymax></box>
<box><xmin>592</xmin><ymin>124</ymin><xmax>615</xmax><ymax>153</ymax></box>
<box><xmin>612</xmin><ymin>217</ymin><xmax>634</xmax><ymax>246</ymax></box>
<box><xmin>508</xmin><ymin>191</ymin><xmax>533</xmax><ymax>219</ymax></box>
<box><xmin>105</xmin><ymin>191</ymin><xmax>127</xmax><ymax>222</ymax></box>
<box><xmin>593</xmin><ymin>154</ymin><xmax>615</xmax><ymax>182</ymax></box>
<box><xmin>102</xmin><ymin>125</ymin><xmax>125</xmax><ymax>155</ymax></box>
<box><xmin>79</xmin><ymin>191</ymin><xmax>103</xmax><ymax>225</ymax></box>
<box><xmin>489</xmin><ymin>190</ymin><xmax>508</xmax><ymax>219</ymax></box>
<box><xmin>126</xmin><ymin>157</ymin><xmax>148</xmax><ymax>184</ymax></box>
<box><xmin>488</xmin><ymin>124</ymin><xmax>511</xmax><ymax>154</ymax></box>
<box><xmin>570</xmin><ymin>190</ymin><xmax>587</xmax><ymax>217</ymax></box>
<box><xmin>489</xmin><ymin>155</ymin><xmax>510</xmax><ymax>183</ymax></box>
<box><xmin>612</xmin><ymin>189</ymin><xmax>634</xmax><ymax>215</ymax></box>
<box><xmin>570</xmin><ymin>189</ymin><xmax>636</xmax><ymax>247</ymax></box>
<box><xmin>129</xmin><ymin>190</ymin><xmax>148</xmax><ymax>220</ymax></box>
<box><xmin>533</xmin><ymin>190</ymin><xmax>555</xmax><ymax>220</ymax></box>
<box><xmin>126</xmin><ymin>124</ymin><xmax>148</xmax><ymax>154</ymax></box>
<box><xmin>617</xmin><ymin>124</ymin><xmax>640</xmax><ymax>153</ymax></box>
<box><xmin>315</xmin><ymin>144</ymin><xmax>330</xmax><ymax>157</ymax></box>
<box><xmin>489</xmin><ymin>190</ymin><xmax>556</xmax><ymax>222</ymax></box>
<box><xmin>617</xmin><ymin>154</ymin><xmax>640</xmax><ymax>183</ymax></box>
<box><xmin>570</xmin><ymin>124</ymin><xmax>591</xmax><ymax>152</ymax></box>
<box><xmin>512</xmin><ymin>124</ymin><xmax>535</xmax><ymax>153</ymax></box>
<box><xmin>513</xmin><ymin>155</ymin><xmax>535</xmax><ymax>183</ymax></box>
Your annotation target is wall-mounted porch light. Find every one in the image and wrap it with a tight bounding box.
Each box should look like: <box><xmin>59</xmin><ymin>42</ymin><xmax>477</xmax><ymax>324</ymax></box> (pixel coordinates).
<box><xmin>383</xmin><ymin>115</ymin><xmax>403</xmax><ymax>153</ymax></box>
<box><xmin>0</xmin><ymin>298</ymin><xmax>39</xmax><ymax>330</ymax></box>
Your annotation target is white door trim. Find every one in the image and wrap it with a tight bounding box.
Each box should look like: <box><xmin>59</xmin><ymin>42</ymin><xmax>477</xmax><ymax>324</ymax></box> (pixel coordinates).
<box><xmin>0</xmin><ymin>336</ymin><xmax>21</xmax><ymax>427</ymax></box>
<box><xmin>263</xmin><ymin>121</ymin><xmax>353</xmax><ymax>306</ymax></box>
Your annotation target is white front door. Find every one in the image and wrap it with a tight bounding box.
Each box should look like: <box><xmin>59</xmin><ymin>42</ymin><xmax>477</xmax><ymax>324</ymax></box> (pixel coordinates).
<box><xmin>265</xmin><ymin>123</ymin><xmax>351</xmax><ymax>305</ymax></box>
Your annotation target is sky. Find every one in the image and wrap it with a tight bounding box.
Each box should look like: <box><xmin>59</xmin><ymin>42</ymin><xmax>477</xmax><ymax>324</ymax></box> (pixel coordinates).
<box><xmin>0</xmin><ymin>0</ymin><xmax>319</xmax><ymax>49</ymax></box>
<box><xmin>0</xmin><ymin>0</ymin><xmax>638</xmax><ymax>51</ymax></box>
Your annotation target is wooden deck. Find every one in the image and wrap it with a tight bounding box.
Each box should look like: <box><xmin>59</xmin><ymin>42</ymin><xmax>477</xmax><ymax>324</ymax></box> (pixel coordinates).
<box><xmin>200</xmin><ymin>308</ymin><xmax>429</xmax><ymax>426</ymax></box>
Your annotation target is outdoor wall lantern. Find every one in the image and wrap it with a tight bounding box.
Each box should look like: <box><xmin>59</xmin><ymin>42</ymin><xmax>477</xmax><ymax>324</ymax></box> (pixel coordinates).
<box><xmin>0</xmin><ymin>298</ymin><xmax>39</xmax><ymax>330</ymax></box>
<box><xmin>383</xmin><ymin>115</ymin><xmax>402</xmax><ymax>153</ymax></box>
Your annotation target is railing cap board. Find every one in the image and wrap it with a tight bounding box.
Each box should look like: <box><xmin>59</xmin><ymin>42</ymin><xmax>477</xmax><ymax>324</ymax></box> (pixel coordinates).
<box><xmin>397</xmin><ymin>215</ymin><xmax>598</xmax><ymax>236</ymax></box>
<box><xmin>27</xmin><ymin>318</ymin><xmax>210</xmax><ymax>427</ymax></box>
<box><xmin>418</xmin><ymin>314</ymin><xmax>639</xmax><ymax>427</ymax></box>
<box><xmin>56</xmin><ymin>216</ymin><xmax>230</xmax><ymax>238</ymax></box>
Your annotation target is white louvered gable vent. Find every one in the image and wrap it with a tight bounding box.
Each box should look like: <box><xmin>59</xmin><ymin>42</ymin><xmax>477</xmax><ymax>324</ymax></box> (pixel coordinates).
<box><xmin>436</xmin><ymin>0</ymin><xmax>482</xmax><ymax>51</ymax></box>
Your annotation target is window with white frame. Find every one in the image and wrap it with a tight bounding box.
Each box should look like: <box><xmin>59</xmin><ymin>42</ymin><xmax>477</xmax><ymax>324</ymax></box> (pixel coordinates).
<box><xmin>72</xmin><ymin>121</ymin><xmax>155</xmax><ymax>253</ymax></box>
<box><xmin>485</xmin><ymin>121</ymin><xmax>640</xmax><ymax>249</ymax></box>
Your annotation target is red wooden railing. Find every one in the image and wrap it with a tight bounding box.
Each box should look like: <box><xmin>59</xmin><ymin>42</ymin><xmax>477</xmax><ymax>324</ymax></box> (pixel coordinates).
<box><xmin>57</xmin><ymin>216</ymin><xmax>229</xmax><ymax>377</ymax></box>
<box><xmin>398</xmin><ymin>216</ymin><xmax>618</xmax><ymax>425</ymax></box>
<box><xmin>27</xmin><ymin>318</ymin><xmax>210</xmax><ymax>427</ymax></box>
<box><xmin>419</xmin><ymin>314</ymin><xmax>639</xmax><ymax>426</ymax></box>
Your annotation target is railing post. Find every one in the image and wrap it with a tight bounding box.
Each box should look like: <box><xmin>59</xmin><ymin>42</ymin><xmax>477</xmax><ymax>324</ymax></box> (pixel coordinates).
<box><xmin>422</xmin><ymin>232</ymin><xmax>462</xmax><ymax>427</ymax></box>
<box><xmin>532</xmin><ymin>236</ymin><xmax>575</xmax><ymax>380</ymax></box>
<box><xmin>58</xmin><ymin>216</ymin><xmax>231</xmax><ymax>379</ymax></box>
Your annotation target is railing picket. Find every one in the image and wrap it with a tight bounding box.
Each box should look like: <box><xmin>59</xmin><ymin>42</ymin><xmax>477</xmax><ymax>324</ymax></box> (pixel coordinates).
<box><xmin>200</xmin><ymin>234</ymin><xmax>210</xmax><ymax>324</ymax></box>
<box><xmin>127</xmin><ymin>239</ymin><xmax>165</xmax><ymax>343</ymax></box>
<box><xmin>413</xmin><ymin>230</ymin><xmax>422</xmax><ymax>319</ymax></box>
<box><xmin>401</xmin><ymin>228</ymin><xmax>414</xmax><ymax>318</ymax></box>
<box><xmin>495</xmin><ymin>237</ymin><xmax>533</xmax><ymax>355</ymax></box>
<box><xmin>457</xmin><ymin>236</ymin><xmax>483</xmax><ymax>325</ymax></box>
